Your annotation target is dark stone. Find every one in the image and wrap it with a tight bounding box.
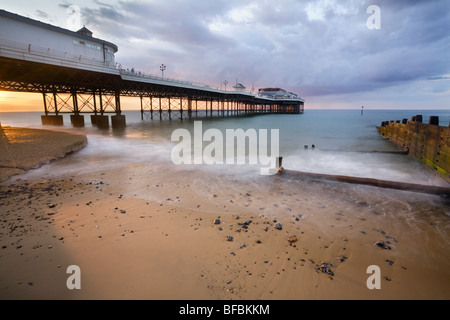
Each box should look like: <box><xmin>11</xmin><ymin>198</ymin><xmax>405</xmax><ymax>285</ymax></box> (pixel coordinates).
<box><xmin>374</xmin><ymin>240</ymin><xmax>391</xmax><ymax>250</ymax></box>
<box><xmin>319</xmin><ymin>262</ymin><xmax>334</xmax><ymax>276</ymax></box>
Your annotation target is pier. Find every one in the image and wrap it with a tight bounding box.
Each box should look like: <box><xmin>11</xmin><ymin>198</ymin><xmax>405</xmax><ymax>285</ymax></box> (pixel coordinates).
<box><xmin>0</xmin><ymin>10</ymin><xmax>304</xmax><ymax>129</ymax></box>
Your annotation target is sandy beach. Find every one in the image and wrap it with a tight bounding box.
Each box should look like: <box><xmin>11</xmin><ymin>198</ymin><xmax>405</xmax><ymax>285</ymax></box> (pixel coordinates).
<box><xmin>0</xmin><ymin>126</ymin><xmax>449</xmax><ymax>300</ymax></box>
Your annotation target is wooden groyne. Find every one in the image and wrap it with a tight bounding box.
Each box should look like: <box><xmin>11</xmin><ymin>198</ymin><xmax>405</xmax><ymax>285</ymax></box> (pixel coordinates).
<box><xmin>278</xmin><ymin>169</ymin><xmax>450</xmax><ymax>196</ymax></box>
<box><xmin>377</xmin><ymin>115</ymin><xmax>450</xmax><ymax>183</ymax></box>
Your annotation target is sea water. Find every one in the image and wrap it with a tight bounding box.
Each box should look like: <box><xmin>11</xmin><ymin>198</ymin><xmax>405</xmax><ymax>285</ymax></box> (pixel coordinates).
<box><xmin>1</xmin><ymin>109</ymin><xmax>449</xmax><ymax>185</ymax></box>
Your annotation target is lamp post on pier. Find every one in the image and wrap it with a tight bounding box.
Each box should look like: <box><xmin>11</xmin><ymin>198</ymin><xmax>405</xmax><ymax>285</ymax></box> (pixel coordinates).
<box><xmin>160</xmin><ymin>64</ymin><xmax>166</xmax><ymax>78</ymax></box>
<box><xmin>223</xmin><ymin>80</ymin><xmax>228</xmax><ymax>91</ymax></box>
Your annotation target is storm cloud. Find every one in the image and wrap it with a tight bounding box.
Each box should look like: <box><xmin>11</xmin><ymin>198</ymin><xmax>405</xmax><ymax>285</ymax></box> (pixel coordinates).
<box><xmin>2</xmin><ymin>0</ymin><xmax>449</xmax><ymax>108</ymax></box>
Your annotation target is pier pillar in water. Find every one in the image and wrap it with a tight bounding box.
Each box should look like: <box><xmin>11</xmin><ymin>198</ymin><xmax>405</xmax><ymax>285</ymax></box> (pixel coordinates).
<box><xmin>70</xmin><ymin>115</ymin><xmax>85</xmax><ymax>127</ymax></box>
<box><xmin>111</xmin><ymin>115</ymin><xmax>126</xmax><ymax>129</ymax></box>
<box><xmin>91</xmin><ymin>115</ymin><xmax>101</xmax><ymax>126</ymax></box>
<box><xmin>402</xmin><ymin>119</ymin><xmax>408</xmax><ymax>124</ymax></box>
<box><xmin>41</xmin><ymin>115</ymin><xmax>63</xmax><ymax>126</ymax></box>
<box><xmin>96</xmin><ymin>115</ymin><xmax>110</xmax><ymax>129</ymax></box>
<box><xmin>415</xmin><ymin>115</ymin><xmax>423</xmax><ymax>123</ymax></box>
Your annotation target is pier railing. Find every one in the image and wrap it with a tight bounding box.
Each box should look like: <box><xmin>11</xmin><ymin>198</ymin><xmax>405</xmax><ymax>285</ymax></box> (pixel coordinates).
<box><xmin>119</xmin><ymin>69</ymin><xmax>222</xmax><ymax>92</ymax></box>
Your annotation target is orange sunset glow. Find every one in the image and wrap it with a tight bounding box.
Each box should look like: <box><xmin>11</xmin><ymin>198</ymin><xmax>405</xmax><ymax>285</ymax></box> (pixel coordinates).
<box><xmin>0</xmin><ymin>91</ymin><xmax>144</xmax><ymax>112</ymax></box>
<box><xmin>0</xmin><ymin>91</ymin><xmax>42</xmax><ymax>112</ymax></box>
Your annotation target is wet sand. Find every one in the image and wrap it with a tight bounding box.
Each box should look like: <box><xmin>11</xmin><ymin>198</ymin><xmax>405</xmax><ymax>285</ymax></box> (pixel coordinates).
<box><xmin>0</xmin><ymin>126</ymin><xmax>87</xmax><ymax>182</ymax></box>
<box><xmin>1</xmin><ymin>166</ymin><xmax>449</xmax><ymax>300</ymax></box>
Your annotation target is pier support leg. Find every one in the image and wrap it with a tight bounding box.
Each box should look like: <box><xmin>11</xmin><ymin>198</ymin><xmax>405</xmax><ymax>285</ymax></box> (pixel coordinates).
<box><xmin>70</xmin><ymin>115</ymin><xmax>85</xmax><ymax>127</ymax></box>
<box><xmin>140</xmin><ymin>95</ymin><xmax>144</xmax><ymax>121</ymax></box>
<box><xmin>91</xmin><ymin>115</ymin><xmax>100</xmax><ymax>126</ymax></box>
<box><xmin>112</xmin><ymin>115</ymin><xmax>126</xmax><ymax>128</ymax></box>
<box><xmin>41</xmin><ymin>115</ymin><xmax>64</xmax><ymax>126</ymax></box>
<box><xmin>96</xmin><ymin>115</ymin><xmax>110</xmax><ymax>129</ymax></box>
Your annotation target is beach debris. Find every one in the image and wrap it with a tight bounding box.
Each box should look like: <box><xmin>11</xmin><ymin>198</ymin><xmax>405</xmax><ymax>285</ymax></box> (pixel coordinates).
<box><xmin>386</xmin><ymin>259</ymin><xmax>394</xmax><ymax>266</ymax></box>
<box><xmin>287</xmin><ymin>235</ymin><xmax>298</xmax><ymax>243</ymax></box>
<box><xmin>374</xmin><ymin>240</ymin><xmax>392</xmax><ymax>250</ymax></box>
<box><xmin>226</xmin><ymin>236</ymin><xmax>233</xmax><ymax>242</ymax></box>
<box><xmin>318</xmin><ymin>262</ymin><xmax>335</xmax><ymax>276</ymax></box>
<box><xmin>336</xmin><ymin>256</ymin><xmax>348</xmax><ymax>263</ymax></box>
<box><xmin>48</xmin><ymin>203</ymin><xmax>56</xmax><ymax>208</ymax></box>
<box><xmin>214</xmin><ymin>218</ymin><xmax>221</xmax><ymax>225</ymax></box>
<box><xmin>236</xmin><ymin>220</ymin><xmax>252</xmax><ymax>229</ymax></box>
<box><xmin>274</xmin><ymin>223</ymin><xmax>282</xmax><ymax>230</ymax></box>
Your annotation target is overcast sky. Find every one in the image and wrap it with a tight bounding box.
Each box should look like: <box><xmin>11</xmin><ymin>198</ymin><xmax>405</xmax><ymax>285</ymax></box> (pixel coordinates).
<box><xmin>1</xmin><ymin>0</ymin><xmax>449</xmax><ymax>109</ymax></box>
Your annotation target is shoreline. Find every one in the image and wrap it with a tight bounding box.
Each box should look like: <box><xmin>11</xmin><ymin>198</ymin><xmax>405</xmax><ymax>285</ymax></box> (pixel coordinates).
<box><xmin>0</xmin><ymin>126</ymin><xmax>87</xmax><ymax>183</ymax></box>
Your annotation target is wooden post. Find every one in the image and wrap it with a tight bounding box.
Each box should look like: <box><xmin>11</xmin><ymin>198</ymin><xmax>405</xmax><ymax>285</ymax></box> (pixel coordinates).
<box><xmin>429</xmin><ymin>116</ymin><xmax>439</xmax><ymax>126</ymax></box>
